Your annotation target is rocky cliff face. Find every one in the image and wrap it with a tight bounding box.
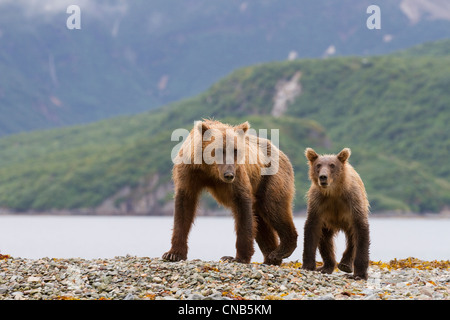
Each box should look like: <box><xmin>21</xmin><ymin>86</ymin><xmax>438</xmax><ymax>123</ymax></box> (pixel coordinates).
<box><xmin>400</xmin><ymin>0</ymin><xmax>450</xmax><ymax>24</ymax></box>
<box><xmin>94</xmin><ymin>174</ymin><xmax>174</xmax><ymax>216</ymax></box>
<box><xmin>272</xmin><ymin>71</ymin><xmax>302</xmax><ymax>117</ymax></box>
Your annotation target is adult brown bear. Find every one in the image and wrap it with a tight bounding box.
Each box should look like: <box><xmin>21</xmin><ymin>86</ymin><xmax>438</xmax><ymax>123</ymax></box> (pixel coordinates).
<box><xmin>302</xmin><ymin>148</ymin><xmax>370</xmax><ymax>280</ymax></box>
<box><xmin>163</xmin><ymin>120</ymin><xmax>297</xmax><ymax>265</ymax></box>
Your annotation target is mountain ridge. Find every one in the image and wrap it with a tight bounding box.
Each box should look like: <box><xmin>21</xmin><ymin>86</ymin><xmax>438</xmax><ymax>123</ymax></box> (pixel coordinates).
<box><xmin>2</xmin><ymin>0</ymin><xmax>450</xmax><ymax>136</ymax></box>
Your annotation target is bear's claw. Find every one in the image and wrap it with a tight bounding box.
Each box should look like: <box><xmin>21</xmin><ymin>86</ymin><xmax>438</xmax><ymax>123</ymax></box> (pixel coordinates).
<box><xmin>346</xmin><ymin>273</ymin><xmax>368</xmax><ymax>281</ymax></box>
<box><xmin>220</xmin><ymin>256</ymin><xmax>236</xmax><ymax>262</ymax></box>
<box><xmin>220</xmin><ymin>256</ymin><xmax>250</xmax><ymax>264</ymax></box>
<box><xmin>317</xmin><ymin>265</ymin><xmax>335</xmax><ymax>274</ymax></box>
<box><xmin>264</xmin><ymin>252</ymin><xmax>282</xmax><ymax>266</ymax></box>
<box><xmin>162</xmin><ymin>252</ymin><xmax>185</xmax><ymax>262</ymax></box>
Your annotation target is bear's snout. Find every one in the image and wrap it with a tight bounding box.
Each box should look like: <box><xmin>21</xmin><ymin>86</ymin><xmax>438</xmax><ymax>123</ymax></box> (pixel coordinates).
<box><xmin>224</xmin><ymin>172</ymin><xmax>235</xmax><ymax>182</ymax></box>
<box><xmin>319</xmin><ymin>175</ymin><xmax>328</xmax><ymax>186</ymax></box>
<box><xmin>217</xmin><ymin>163</ymin><xmax>236</xmax><ymax>183</ymax></box>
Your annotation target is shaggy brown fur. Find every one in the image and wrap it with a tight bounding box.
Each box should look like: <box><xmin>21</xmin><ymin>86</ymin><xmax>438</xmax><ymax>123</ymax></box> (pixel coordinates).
<box><xmin>162</xmin><ymin>120</ymin><xmax>298</xmax><ymax>265</ymax></box>
<box><xmin>302</xmin><ymin>148</ymin><xmax>370</xmax><ymax>280</ymax></box>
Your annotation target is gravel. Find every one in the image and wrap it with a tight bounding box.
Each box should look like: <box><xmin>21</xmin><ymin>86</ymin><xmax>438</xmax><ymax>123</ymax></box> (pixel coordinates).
<box><xmin>0</xmin><ymin>255</ymin><xmax>448</xmax><ymax>300</ymax></box>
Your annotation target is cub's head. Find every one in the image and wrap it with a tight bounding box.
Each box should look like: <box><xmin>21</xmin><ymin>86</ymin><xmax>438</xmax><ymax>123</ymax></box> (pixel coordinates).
<box><xmin>198</xmin><ymin>120</ymin><xmax>249</xmax><ymax>183</ymax></box>
<box><xmin>305</xmin><ymin>147</ymin><xmax>351</xmax><ymax>189</ymax></box>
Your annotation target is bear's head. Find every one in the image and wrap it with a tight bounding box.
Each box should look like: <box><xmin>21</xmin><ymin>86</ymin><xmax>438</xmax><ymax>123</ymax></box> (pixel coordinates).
<box><xmin>305</xmin><ymin>147</ymin><xmax>351</xmax><ymax>190</ymax></box>
<box><xmin>197</xmin><ymin>120</ymin><xmax>250</xmax><ymax>183</ymax></box>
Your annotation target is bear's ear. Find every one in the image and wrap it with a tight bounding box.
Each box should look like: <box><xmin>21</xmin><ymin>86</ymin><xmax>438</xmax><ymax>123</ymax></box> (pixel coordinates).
<box><xmin>305</xmin><ymin>148</ymin><xmax>319</xmax><ymax>162</ymax></box>
<box><xmin>337</xmin><ymin>148</ymin><xmax>351</xmax><ymax>163</ymax></box>
<box><xmin>235</xmin><ymin>121</ymin><xmax>250</xmax><ymax>134</ymax></box>
<box><xmin>196</xmin><ymin>120</ymin><xmax>210</xmax><ymax>136</ymax></box>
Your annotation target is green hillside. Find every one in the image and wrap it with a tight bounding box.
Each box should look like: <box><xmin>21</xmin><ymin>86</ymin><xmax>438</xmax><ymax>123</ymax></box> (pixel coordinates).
<box><xmin>0</xmin><ymin>115</ymin><xmax>328</xmax><ymax>213</ymax></box>
<box><xmin>0</xmin><ymin>40</ymin><xmax>449</xmax><ymax>214</ymax></box>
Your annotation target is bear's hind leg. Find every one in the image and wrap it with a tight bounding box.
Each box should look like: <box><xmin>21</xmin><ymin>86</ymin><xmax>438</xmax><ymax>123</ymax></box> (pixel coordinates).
<box><xmin>255</xmin><ymin>214</ymin><xmax>280</xmax><ymax>265</ymax></box>
<box><xmin>254</xmin><ymin>173</ymin><xmax>297</xmax><ymax>265</ymax></box>
<box><xmin>266</xmin><ymin>218</ymin><xmax>297</xmax><ymax>264</ymax></box>
<box><xmin>253</xmin><ymin>202</ymin><xmax>297</xmax><ymax>265</ymax></box>
<box><xmin>254</xmin><ymin>198</ymin><xmax>297</xmax><ymax>265</ymax></box>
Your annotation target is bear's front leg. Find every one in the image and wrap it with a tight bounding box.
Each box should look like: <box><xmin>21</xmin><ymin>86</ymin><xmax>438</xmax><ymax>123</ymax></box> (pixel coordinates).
<box><xmin>162</xmin><ymin>188</ymin><xmax>199</xmax><ymax>262</ymax></box>
<box><xmin>227</xmin><ymin>191</ymin><xmax>255</xmax><ymax>264</ymax></box>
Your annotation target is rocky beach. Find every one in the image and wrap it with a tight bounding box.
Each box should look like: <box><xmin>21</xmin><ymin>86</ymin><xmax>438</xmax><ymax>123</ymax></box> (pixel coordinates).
<box><xmin>0</xmin><ymin>254</ymin><xmax>448</xmax><ymax>300</ymax></box>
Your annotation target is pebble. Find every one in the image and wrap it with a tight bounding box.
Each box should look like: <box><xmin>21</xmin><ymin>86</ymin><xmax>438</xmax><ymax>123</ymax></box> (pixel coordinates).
<box><xmin>186</xmin><ymin>293</ymin><xmax>204</xmax><ymax>300</ymax></box>
<box><xmin>419</xmin><ymin>287</ymin><xmax>433</xmax><ymax>297</ymax></box>
<box><xmin>27</xmin><ymin>276</ymin><xmax>41</xmax><ymax>283</ymax></box>
<box><xmin>0</xmin><ymin>256</ymin><xmax>448</xmax><ymax>300</ymax></box>
<box><xmin>316</xmin><ymin>293</ymin><xmax>335</xmax><ymax>300</ymax></box>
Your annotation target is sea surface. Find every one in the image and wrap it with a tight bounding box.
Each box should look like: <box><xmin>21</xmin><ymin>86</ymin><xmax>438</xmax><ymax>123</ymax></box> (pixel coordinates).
<box><xmin>0</xmin><ymin>215</ymin><xmax>448</xmax><ymax>262</ymax></box>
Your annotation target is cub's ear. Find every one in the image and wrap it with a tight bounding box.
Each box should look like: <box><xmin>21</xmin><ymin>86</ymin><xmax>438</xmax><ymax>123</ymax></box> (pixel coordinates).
<box><xmin>337</xmin><ymin>148</ymin><xmax>351</xmax><ymax>163</ymax></box>
<box><xmin>305</xmin><ymin>148</ymin><xmax>319</xmax><ymax>162</ymax></box>
<box><xmin>235</xmin><ymin>121</ymin><xmax>250</xmax><ymax>134</ymax></box>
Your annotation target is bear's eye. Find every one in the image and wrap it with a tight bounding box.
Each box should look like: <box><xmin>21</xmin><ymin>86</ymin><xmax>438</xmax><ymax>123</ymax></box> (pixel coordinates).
<box><xmin>316</xmin><ymin>164</ymin><xmax>321</xmax><ymax>169</ymax></box>
<box><xmin>330</xmin><ymin>163</ymin><xmax>335</xmax><ymax>169</ymax></box>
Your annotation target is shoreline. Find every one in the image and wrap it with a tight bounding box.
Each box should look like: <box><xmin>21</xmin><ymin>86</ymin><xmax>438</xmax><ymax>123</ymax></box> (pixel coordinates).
<box><xmin>1</xmin><ymin>211</ymin><xmax>449</xmax><ymax>218</ymax></box>
<box><xmin>0</xmin><ymin>255</ymin><xmax>448</xmax><ymax>300</ymax></box>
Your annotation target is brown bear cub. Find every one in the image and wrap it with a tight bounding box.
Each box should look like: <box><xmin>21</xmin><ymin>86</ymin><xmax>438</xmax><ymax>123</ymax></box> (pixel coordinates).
<box><xmin>163</xmin><ymin>120</ymin><xmax>298</xmax><ymax>265</ymax></box>
<box><xmin>302</xmin><ymin>148</ymin><xmax>370</xmax><ymax>280</ymax></box>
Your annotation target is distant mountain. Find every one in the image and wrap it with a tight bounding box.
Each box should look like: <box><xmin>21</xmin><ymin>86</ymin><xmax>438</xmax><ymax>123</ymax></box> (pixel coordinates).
<box><xmin>0</xmin><ymin>39</ymin><xmax>449</xmax><ymax>215</ymax></box>
<box><xmin>1</xmin><ymin>0</ymin><xmax>450</xmax><ymax>136</ymax></box>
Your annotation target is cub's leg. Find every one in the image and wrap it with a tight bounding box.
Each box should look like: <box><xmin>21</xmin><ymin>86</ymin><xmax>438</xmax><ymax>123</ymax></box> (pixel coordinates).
<box><xmin>351</xmin><ymin>218</ymin><xmax>370</xmax><ymax>280</ymax></box>
<box><xmin>317</xmin><ymin>227</ymin><xmax>337</xmax><ymax>274</ymax></box>
<box><xmin>302</xmin><ymin>210</ymin><xmax>322</xmax><ymax>271</ymax></box>
<box><xmin>338</xmin><ymin>230</ymin><xmax>355</xmax><ymax>273</ymax></box>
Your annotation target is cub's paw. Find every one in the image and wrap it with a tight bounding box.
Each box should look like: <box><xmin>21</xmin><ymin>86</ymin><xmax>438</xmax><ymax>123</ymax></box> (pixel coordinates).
<box><xmin>338</xmin><ymin>262</ymin><xmax>353</xmax><ymax>273</ymax></box>
<box><xmin>162</xmin><ymin>252</ymin><xmax>186</xmax><ymax>262</ymax></box>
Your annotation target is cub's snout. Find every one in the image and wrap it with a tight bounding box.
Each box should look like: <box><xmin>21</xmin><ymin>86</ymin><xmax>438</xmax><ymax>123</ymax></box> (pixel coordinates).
<box><xmin>319</xmin><ymin>175</ymin><xmax>328</xmax><ymax>187</ymax></box>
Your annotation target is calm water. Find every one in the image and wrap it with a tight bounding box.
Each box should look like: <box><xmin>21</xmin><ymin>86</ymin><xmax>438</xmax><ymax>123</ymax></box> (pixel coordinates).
<box><xmin>0</xmin><ymin>215</ymin><xmax>448</xmax><ymax>262</ymax></box>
